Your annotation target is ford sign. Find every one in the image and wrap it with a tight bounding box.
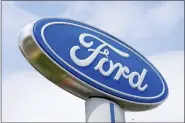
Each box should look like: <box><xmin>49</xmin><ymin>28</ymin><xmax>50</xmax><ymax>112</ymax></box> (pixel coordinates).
<box><xmin>18</xmin><ymin>18</ymin><xmax>169</xmax><ymax>111</ymax></box>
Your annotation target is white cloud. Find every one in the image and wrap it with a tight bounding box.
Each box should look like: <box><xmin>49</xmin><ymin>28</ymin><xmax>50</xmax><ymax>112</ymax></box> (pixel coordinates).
<box><xmin>2</xmin><ymin>2</ymin><xmax>38</xmax><ymax>76</ymax></box>
<box><xmin>2</xmin><ymin>1</ymin><xmax>38</xmax><ymax>46</ymax></box>
<box><xmin>126</xmin><ymin>51</ymin><xmax>184</xmax><ymax>122</ymax></box>
<box><xmin>2</xmin><ymin>51</ymin><xmax>184</xmax><ymax>122</ymax></box>
<box><xmin>2</xmin><ymin>71</ymin><xmax>85</xmax><ymax>122</ymax></box>
<box><xmin>61</xmin><ymin>1</ymin><xmax>184</xmax><ymax>41</ymax></box>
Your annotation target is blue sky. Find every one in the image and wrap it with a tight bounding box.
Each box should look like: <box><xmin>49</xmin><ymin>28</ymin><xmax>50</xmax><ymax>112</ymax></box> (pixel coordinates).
<box><xmin>15</xmin><ymin>1</ymin><xmax>184</xmax><ymax>54</ymax></box>
<box><xmin>2</xmin><ymin>1</ymin><xmax>184</xmax><ymax>122</ymax></box>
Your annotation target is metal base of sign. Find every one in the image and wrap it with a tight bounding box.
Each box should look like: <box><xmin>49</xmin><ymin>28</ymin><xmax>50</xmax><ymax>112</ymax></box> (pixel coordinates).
<box><xmin>85</xmin><ymin>97</ymin><xmax>125</xmax><ymax>122</ymax></box>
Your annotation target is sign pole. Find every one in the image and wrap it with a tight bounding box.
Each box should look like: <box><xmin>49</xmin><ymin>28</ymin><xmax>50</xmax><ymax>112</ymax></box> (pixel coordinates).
<box><xmin>85</xmin><ymin>97</ymin><xmax>125</xmax><ymax>122</ymax></box>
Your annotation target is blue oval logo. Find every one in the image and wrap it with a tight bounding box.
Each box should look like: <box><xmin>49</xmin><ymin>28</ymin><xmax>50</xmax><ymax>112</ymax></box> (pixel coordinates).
<box><xmin>32</xmin><ymin>18</ymin><xmax>168</xmax><ymax>104</ymax></box>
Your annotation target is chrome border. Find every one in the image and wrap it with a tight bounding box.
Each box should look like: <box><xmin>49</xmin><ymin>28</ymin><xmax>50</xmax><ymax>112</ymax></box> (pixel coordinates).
<box><xmin>18</xmin><ymin>18</ymin><xmax>168</xmax><ymax>111</ymax></box>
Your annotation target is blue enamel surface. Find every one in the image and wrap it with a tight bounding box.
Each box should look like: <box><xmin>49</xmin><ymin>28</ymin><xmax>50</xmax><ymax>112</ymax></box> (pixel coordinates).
<box><xmin>32</xmin><ymin>18</ymin><xmax>168</xmax><ymax>104</ymax></box>
<box><xmin>110</xmin><ymin>103</ymin><xmax>115</xmax><ymax>123</ymax></box>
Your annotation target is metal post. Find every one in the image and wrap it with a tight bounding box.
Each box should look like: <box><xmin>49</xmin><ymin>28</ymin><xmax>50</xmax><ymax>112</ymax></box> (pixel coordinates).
<box><xmin>85</xmin><ymin>97</ymin><xmax>125</xmax><ymax>122</ymax></box>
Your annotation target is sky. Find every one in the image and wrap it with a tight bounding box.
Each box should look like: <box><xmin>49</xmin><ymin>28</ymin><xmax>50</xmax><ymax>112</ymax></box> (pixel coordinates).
<box><xmin>2</xmin><ymin>1</ymin><xmax>184</xmax><ymax>122</ymax></box>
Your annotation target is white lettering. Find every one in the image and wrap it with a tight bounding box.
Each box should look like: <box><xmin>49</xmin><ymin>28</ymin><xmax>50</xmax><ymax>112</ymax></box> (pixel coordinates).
<box><xmin>70</xmin><ymin>33</ymin><xmax>148</xmax><ymax>91</ymax></box>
